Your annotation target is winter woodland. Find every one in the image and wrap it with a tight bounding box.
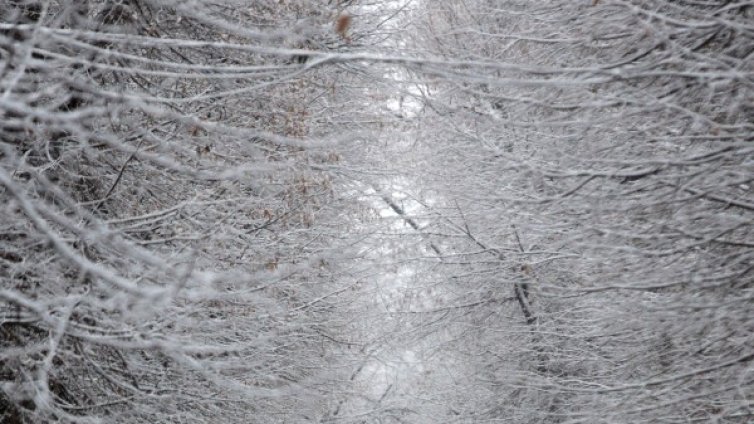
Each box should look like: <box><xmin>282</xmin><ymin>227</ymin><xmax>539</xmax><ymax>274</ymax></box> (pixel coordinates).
<box><xmin>1</xmin><ymin>1</ymin><xmax>752</xmax><ymax>423</ymax></box>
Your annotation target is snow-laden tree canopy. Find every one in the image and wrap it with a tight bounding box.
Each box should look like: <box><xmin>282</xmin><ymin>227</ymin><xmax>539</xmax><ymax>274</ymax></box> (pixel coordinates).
<box><xmin>1</xmin><ymin>1</ymin><xmax>751</xmax><ymax>423</ymax></box>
